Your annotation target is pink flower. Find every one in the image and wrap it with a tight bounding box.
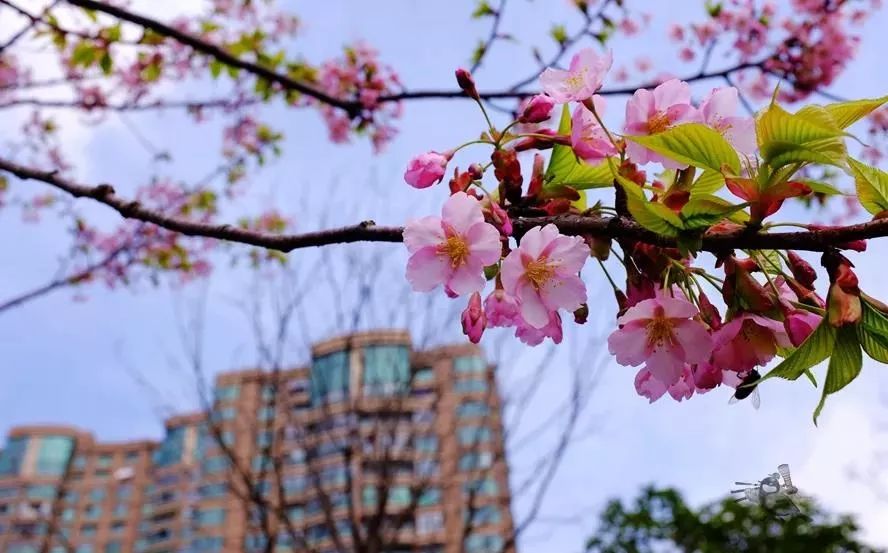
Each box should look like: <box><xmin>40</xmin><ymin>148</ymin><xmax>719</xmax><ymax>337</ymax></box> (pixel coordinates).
<box><xmin>461</xmin><ymin>292</ymin><xmax>486</xmax><ymax>344</ymax></box>
<box><xmin>484</xmin><ymin>289</ymin><xmax>521</xmax><ymax>328</ymax></box>
<box><xmin>785</xmin><ymin>309</ymin><xmax>821</xmax><ymax>347</ymax></box>
<box><xmin>607</xmin><ymin>295</ymin><xmax>713</xmax><ymax>386</ymax></box>
<box><xmin>634</xmin><ymin>366</ymin><xmax>695</xmax><ymax>403</ymax></box>
<box><xmin>699</xmin><ymin>87</ymin><xmax>756</xmax><ymax>155</ymax></box>
<box><xmin>540</xmin><ymin>48</ymin><xmax>612</xmax><ymax>103</ymax></box>
<box><xmin>515</xmin><ymin>311</ymin><xmax>563</xmax><ymax>346</ymax></box>
<box><xmin>501</xmin><ymin>224</ymin><xmax>589</xmax><ymax>329</ymax></box>
<box><xmin>404</xmin><ymin>151</ymin><xmax>451</xmax><ymax>189</ymax></box>
<box><xmin>693</xmin><ymin>362</ymin><xmax>725</xmax><ymax>393</ymax></box>
<box><xmin>624</xmin><ymin>79</ymin><xmax>699</xmax><ymax>167</ymax></box>
<box><xmin>404</xmin><ymin>192</ymin><xmax>502</xmax><ymax>295</ymax></box>
<box><xmin>519</xmin><ymin>94</ymin><xmax>556</xmax><ymax>124</ymax></box>
<box><xmin>667</xmin><ymin>366</ymin><xmax>696</xmax><ymax>401</ymax></box>
<box><xmin>570</xmin><ymin>96</ymin><xmax>617</xmax><ymax>162</ymax></box>
<box><xmin>712</xmin><ymin>314</ymin><xmax>791</xmax><ymax>373</ymax></box>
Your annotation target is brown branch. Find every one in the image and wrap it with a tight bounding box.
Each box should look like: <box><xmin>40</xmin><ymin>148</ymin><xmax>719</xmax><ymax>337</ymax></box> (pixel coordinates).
<box><xmin>3</xmin><ymin>156</ymin><xmax>888</xmax><ymax>254</ymax></box>
<box><xmin>469</xmin><ymin>0</ymin><xmax>509</xmax><ymax>73</ymax></box>
<box><xmin>0</xmin><ymin>97</ymin><xmax>257</xmax><ymax>112</ymax></box>
<box><xmin>64</xmin><ymin>0</ymin><xmax>358</xmax><ymax>114</ymax></box>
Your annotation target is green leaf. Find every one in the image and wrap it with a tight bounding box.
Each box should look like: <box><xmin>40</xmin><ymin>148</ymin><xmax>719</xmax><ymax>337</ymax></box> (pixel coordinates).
<box><xmin>848</xmin><ymin>158</ymin><xmax>888</xmax><ymax>215</ymax></box>
<box><xmin>691</xmin><ymin>170</ymin><xmax>725</xmax><ymax>195</ymax></box>
<box><xmin>858</xmin><ymin>326</ymin><xmax>888</xmax><ymax>363</ymax></box>
<box><xmin>99</xmin><ymin>51</ymin><xmax>113</xmax><ymax>75</ymax></box>
<box><xmin>756</xmin><ymin>103</ymin><xmax>846</xmax><ymax>170</ymax></box>
<box><xmin>752</xmin><ymin>249</ymin><xmax>783</xmax><ymax>274</ymax></box>
<box><xmin>616</xmin><ymin>176</ymin><xmax>683</xmax><ymax>236</ymax></box>
<box><xmin>70</xmin><ymin>41</ymin><xmax>97</xmax><ymax>68</ymax></box>
<box><xmin>625</xmin><ymin>123</ymin><xmax>741</xmax><ymax>174</ymax></box>
<box><xmin>209</xmin><ymin>60</ymin><xmax>223</xmax><ymax>79</ymax></box>
<box><xmin>763</xmin><ymin>321</ymin><xmax>836</xmax><ymax>381</ymax></box>
<box><xmin>679</xmin><ymin>196</ymin><xmax>746</xmax><ymax>230</ymax></box>
<box><xmin>799</xmin><ymin>95</ymin><xmax>888</xmax><ymax>130</ymax></box>
<box><xmin>798</xmin><ymin>179</ymin><xmax>842</xmax><ymax>196</ymax></box>
<box><xmin>861</xmin><ymin>298</ymin><xmax>888</xmax><ymax>337</ymax></box>
<box><xmin>813</xmin><ymin>325</ymin><xmax>862</xmax><ymax>424</ymax></box>
<box><xmin>472</xmin><ymin>0</ymin><xmax>494</xmax><ymax>18</ymax></box>
<box><xmin>545</xmin><ymin>106</ymin><xmax>617</xmax><ymax>190</ymax></box>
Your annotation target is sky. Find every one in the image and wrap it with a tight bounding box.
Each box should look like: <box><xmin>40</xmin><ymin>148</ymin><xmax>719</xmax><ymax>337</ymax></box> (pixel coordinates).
<box><xmin>3</xmin><ymin>1</ymin><xmax>888</xmax><ymax>551</ymax></box>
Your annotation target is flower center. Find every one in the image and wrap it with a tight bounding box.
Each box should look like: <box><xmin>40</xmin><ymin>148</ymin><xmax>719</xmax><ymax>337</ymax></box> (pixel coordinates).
<box><xmin>440</xmin><ymin>235</ymin><xmax>470</xmax><ymax>268</ymax></box>
<box><xmin>525</xmin><ymin>259</ymin><xmax>555</xmax><ymax>289</ymax></box>
<box><xmin>645</xmin><ymin>311</ymin><xmax>676</xmax><ymax>348</ymax></box>
<box><xmin>565</xmin><ymin>69</ymin><xmax>587</xmax><ymax>91</ymax></box>
<box><xmin>647</xmin><ymin>111</ymin><xmax>671</xmax><ymax>134</ymax></box>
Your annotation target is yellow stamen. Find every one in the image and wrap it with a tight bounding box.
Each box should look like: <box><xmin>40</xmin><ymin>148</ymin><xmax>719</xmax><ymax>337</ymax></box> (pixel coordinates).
<box><xmin>647</xmin><ymin>112</ymin><xmax>671</xmax><ymax>134</ymax></box>
<box><xmin>440</xmin><ymin>236</ymin><xmax>470</xmax><ymax>268</ymax></box>
<box><xmin>645</xmin><ymin>308</ymin><xmax>676</xmax><ymax>348</ymax></box>
<box><xmin>525</xmin><ymin>259</ymin><xmax>555</xmax><ymax>289</ymax></box>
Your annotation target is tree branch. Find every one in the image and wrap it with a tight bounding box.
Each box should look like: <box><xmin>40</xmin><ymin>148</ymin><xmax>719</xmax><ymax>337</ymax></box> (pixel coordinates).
<box><xmin>3</xmin><ymin>156</ymin><xmax>886</xmax><ymax>254</ymax></box>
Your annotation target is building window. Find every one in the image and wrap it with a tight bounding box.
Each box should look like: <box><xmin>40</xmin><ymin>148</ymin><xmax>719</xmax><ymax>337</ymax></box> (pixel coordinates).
<box><xmin>104</xmin><ymin>542</ymin><xmax>122</xmax><ymax>553</ymax></box>
<box><xmin>362</xmin><ymin>485</ymin><xmax>377</xmax><ymax>506</ymax></box>
<box><xmin>84</xmin><ymin>504</ymin><xmax>100</xmax><ymax>520</ymax></box>
<box><xmin>463</xmin><ymin>478</ymin><xmax>498</xmax><ymax>496</ymax></box>
<box><xmin>124</xmin><ymin>451</ymin><xmax>140</xmax><ymax>462</ymax></box>
<box><xmin>214</xmin><ymin>384</ymin><xmax>239</xmax><ymax>402</ymax></box>
<box><xmin>257</xmin><ymin>406</ymin><xmax>275</xmax><ymax>421</ymax></box>
<box><xmin>153</xmin><ymin>426</ymin><xmax>185</xmax><ymax>467</ymax></box>
<box><xmin>112</xmin><ymin>504</ymin><xmax>127</xmax><ymax>518</ymax></box>
<box><xmin>75</xmin><ymin>546</ymin><xmax>94</xmax><ymax>553</ymax></box>
<box><xmin>96</xmin><ymin>454</ymin><xmax>113</xmax><ymax>469</ymax></box>
<box><xmin>0</xmin><ymin>437</ymin><xmax>28</xmax><ymax>477</ymax></box>
<box><xmin>362</xmin><ymin>345</ymin><xmax>410</xmax><ymax>396</ymax></box>
<box><xmin>417</xmin><ymin>488</ymin><xmax>441</xmax><ymax>506</ymax></box>
<box><xmin>416</xmin><ymin>511</ymin><xmax>444</xmax><ymax>535</ymax></box>
<box><xmin>454</xmin><ymin>378</ymin><xmax>488</xmax><ymax>394</ymax></box>
<box><xmin>27</xmin><ymin>485</ymin><xmax>56</xmax><ymax>500</ymax></box>
<box><xmin>458</xmin><ymin>452</ymin><xmax>493</xmax><ymax>471</ymax></box>
<box><xmin>310</xmin><ymin>351</ymin><xmax>349</xmax><ymax>406</ymax></box>
<box><xmin>191</xmin><ymin>536</ymin><xmax>224</xmax><ymax>551</ymax></box>
<box><xmin>195</xmin><ymin>508</ymin><xmax>226</xmax><ymax>527</ymax></box>
<box><xmin>80</xmin><ymin>523</ymin><xmax>97</xmax><ymax>536</ymax></box>
<box><xmin>454</xmin><ymin>356</ymin><xmax>486</xmax><ymax>374</ymax></box>
<box><xmin>415</xmin><ymin>435</ymin><xmax>438</xmax><ymax>453</ymax></box>
<box><xmin>457</xmin><ymin>401</ymin><xmax>490</xmax><ymax>419</ymax></box>
<box><xmin>465</xmin><ymin>505</ymin><xmax>501</xmax><ymax>525</ymax></box>
<box><xmin>416</xmin><ymin>459</ymin><xmax>438</xmax><ymax>477</ymax></box>
<box><xmin>464</xmin><ymin>533</ymin><xmax>504</xmax><ymax>552</ymax></box>
<box><xmin>202</xmin><ymin>456</ymin><xmax>229</xmax><ymax>474</ymax></box>
<box><xmin>458</xmin><ymin>426</ymin><xmax>492</xmax><ymax>445</ymax></box>
<box><xmin>35</xmin><ymin>436</ymin><xmax>75</xmax><ymax>476</ymax></box>
<box><xmin>89</xmin><ymin>488</ymin><xmax>105</xmax><ymax>502</ymax></box>
<box><xmin>198</xmin><ymin>483</ymin><xmax>228</xmax><ymax>499</ymax></box>
<box><xmin>256</xmin><ymin>431</ymin><xmax>274</xmax><ymax>447</ymax></box>
<box><xmin>413</xmin><ymin>367</ymin><xmax>435</xmax><ymax>385</ymax></box>
<box><xmin>283</xmin><ymin>475</ymin><xmax>306</xmax><ymax>496</ymax></box>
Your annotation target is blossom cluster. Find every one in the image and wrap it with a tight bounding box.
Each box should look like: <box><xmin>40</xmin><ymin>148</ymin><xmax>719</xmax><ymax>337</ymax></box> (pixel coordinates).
<box><xmin>401</xmin><ymin>47</ymin><xmax>882</xmax><ymax>413</ymax></box>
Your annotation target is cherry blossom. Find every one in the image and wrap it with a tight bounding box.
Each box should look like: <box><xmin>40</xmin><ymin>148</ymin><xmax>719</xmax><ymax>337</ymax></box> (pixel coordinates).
<box><xmin>484</xmin><ymin>289</ymin><xmax>521</xmax><ymax>328</ymax></box>
<box><xmin>539</xmin><ymin>48</ymin><xmax>612</xmax><ymax>103</ymax></box>
<box><xmin>712</xmin><ymin>314</ymin><xmax>792</xmax><ymax>373</ymax></box>
<box><xmin>624</xmin><ymin>79</ymin><xmax>698</xmax><ymax>167</ymax></box>
<box><xmin>404</xmin><ymin>151</ymin><xmax>452</xmax><ymax>189</ymax></box>
<box><xmin>570</xmin><ymin>96</ymin><xmax>617</xmax><ymax>162</ymax></box>
<box><xmin>461</xmin><ymin>292</ymin><xmax>487</xmax><ymax>344</ymax></box>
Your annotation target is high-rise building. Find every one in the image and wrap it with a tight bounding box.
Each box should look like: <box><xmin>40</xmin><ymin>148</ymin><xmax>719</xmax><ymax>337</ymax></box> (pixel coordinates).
<box><xmin>0</xmin><ymin>331</ymin><xmax>514</xmax><ymax>553</ymax></box>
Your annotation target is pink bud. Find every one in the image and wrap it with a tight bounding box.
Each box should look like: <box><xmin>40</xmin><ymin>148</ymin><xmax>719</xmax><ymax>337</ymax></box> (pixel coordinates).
<box><xmin>455</xmin><ymin>68</ymin><xmax>479</xmax><ymax>101</ymax></box>
<box><xmin>404</xmin><ymin>151</ymin><xmax>451</xmax><ymax>189</ymax></box>
<box><xmin>461</xmin><ymin>292</ymin><xmax>486</xmax><ymax>343</ymax></box>
<box><xmin>519</xmin><ymin>94</ymin><xmax>555</xmax><ymax>124</ymax></box>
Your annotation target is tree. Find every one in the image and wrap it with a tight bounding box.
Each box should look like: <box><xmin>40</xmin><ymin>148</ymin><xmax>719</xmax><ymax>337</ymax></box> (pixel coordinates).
<box><xmin>585</xmin><ymin>486</ymin><xmax>881</xmax><ymax>553</ymax></box>
<box><xmin>3</xmin><ymin>1</ymin><xmax>888</xmax><ymax>427</ymax></box>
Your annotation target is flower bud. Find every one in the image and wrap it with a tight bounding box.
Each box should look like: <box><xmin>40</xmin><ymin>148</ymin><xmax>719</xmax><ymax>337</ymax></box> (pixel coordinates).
<box><xmin>461</xmin><ymin>292</ymin><xmax>486</xmax><ymax>343</ymax></box>
<box><xmin>787</xmin><ymin>250</ymin><xmax>817</xmax><ymax>289</ymax></box>
<box><xmin>455</xmin><ymin>68</ymin><xmax>479</xmax><ymax>101</ymax></box>
<box><xmin>519</xmin><ymin>94</ymin><xmax>555</xmax><ymax>124</ymax></box>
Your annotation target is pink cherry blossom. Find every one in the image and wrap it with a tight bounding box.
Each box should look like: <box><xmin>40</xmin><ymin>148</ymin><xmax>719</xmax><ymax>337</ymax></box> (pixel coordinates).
<box><xmin>539</xmin><ymin>48</ymin><xmax>612</xmax><ymax>103</ymax></box>
<box><xmin>624</xmin><ymin>79</ymin><xmax>699</xmax><ymax>167</ymax></box>
<box><xmin>699</xmin><ymin>87</ymin><xmax>757</xmax><ymax>155</ymax></box>
<box><xmin>667</xmin><ymin>366</ymin><xmax>696</xmax><ymax>401</ymax></box>
<box><xmin>570</xmin><ymin>96</ymin><xmax>618</xmax><ymax>162</ymax></box>
<box><xmin>519</xmin><ymin>94</ymin><xmax>556</xmax><ymax>124</ymax></box>
<box><xmin>484</xmin><ymin>289</ymin><xmax>521</xmax><ymax>328</ymax></box>
<box><xmin>501</xmin><ymin>224</ymin><xmax>589</xmax><ymax>329</ymax></box>
<box><xmin>461</xmin><ymin>292</ymin><xmax>486</xmax><ymax>344</ymax></box>
<box><xmin>634</xmin><ymin>366</ymin><xmax>695</xmax><ymax>403</ymax></box>
<box><xmin>712</xmin><ymin>314</ymin><xmax>792</xmax><ymax>373</ymax></box>
<box><xmin>693</xmin><ymin>362</ymin><xmax>725</xmax><ymax>393</ymax></box>
<box><xmin>785</xmin><ymin>309</ymin><xmax>821</xmax><ymax>347</ymax></box>
<box><xmin>607</xmin><ymin>295</ymin><xmax>713</xmax><ymax>386</ymax></box>
<box><xmin>515</xmin><ymin>311</ymin><xmax>563</xmax><ymax>346</ymax></box>
<box><xmin>403</xmin><ymin>192</ymin><xmax>502</xmax><ymax>296</ymax></box>
<box><xmin>404</xmin><ymin>151</ymin><xmax>451</xmax><ymax>189</ymax></box>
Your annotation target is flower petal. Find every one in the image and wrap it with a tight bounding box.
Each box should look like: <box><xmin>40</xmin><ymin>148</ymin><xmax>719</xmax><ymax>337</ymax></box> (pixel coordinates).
<box><xmin>442</xmin><ymin>191</ymin><xmax>484</xmax><ymax>234</ymax></box>
<box><xmin>646</xmin><ymin>347</ymin><xmax>685</xmax><ymax>386</ymax></box>
<box><xmin>447</xmin><ymin>261</ymin><xmax>485</xmax><ymax>296</ymax></box>
<box><xmin>540</xmin><ymin>275</ymin><xmax>586</xmax><ymax>313</ymax></box>
<box><xmin>607</xmin><ymin>324</ymin><xmax>649</xmax><ymax>366</ymax></box>
<box><xmin>672</xmin><ymin>320</ymin><xmax>713</xmax><ymax>365</ymax></box>
<box><xmin>406</xmin><ymin>247</ymin><xmax>449</xmax><ymax>292</ymax></box>
<box><xmin>403</xmin><ymin>216</ymin><xmax>444</xmax><ymax>253</ymax></box>
<box><xmin>517</xmin><ymin>281</ymin><xmax>551</xmax><ymax>329</ymax></box>
<box><xmin>465</xmin><ymin>221</ymin><xmax>503</xmax><ymax>266</ymax></box>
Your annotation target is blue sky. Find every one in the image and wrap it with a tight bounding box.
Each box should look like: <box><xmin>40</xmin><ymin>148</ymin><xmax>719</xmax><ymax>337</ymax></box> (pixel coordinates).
<box><xmin>3</xmin><ymin>1</ymin><xmax>888</xmax><ymax>551</ymax></box>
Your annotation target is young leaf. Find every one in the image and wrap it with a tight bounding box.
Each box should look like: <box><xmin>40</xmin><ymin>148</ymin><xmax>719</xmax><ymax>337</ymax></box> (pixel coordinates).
<box><xmin>756</xmin><ymin>103</ymin><xmax>846</xmax><ymax>170</ymax></box>
<box><xmin>813</xmin><ymin>325</ymin><xmax>862</xmax><ymax>424</ymax></box>
<box><xmin>799</xmin><ymin>95</ymin><xmax>888</xmax><ymax>130</ymax></box>
<box><xmin>848</xmin><ymin>158</ymin><xmax>888</xmax><ymax>215</ymax></box>
<box><xmin>616</xmin><ymin>176</ymin><xmax>683</xmax><ymax>236</ymax></box>
<box><xmin>545</xmin><ymin>106</ymin><xmax>617</xmax><ymax>189</ymax></box>
<box><xmin>679</xmin><ymin>196</ymin><xmax>746</xmax><ymax>229</ymax></box>
<box><xmin>691</xmin><ymin>170</ymin><xmax>725</xmax><ymax>195</ymax></box>
<box><xmin>625</xmin><ymin>123</ymin><xmax>741</xmax><ymax>174</ymax></box>
<box><xmin>798</xmin><ymin>179</ymin><xmax>842</xmax><ymax>196</ymax></box>
<box><xmin>858</xmin><ymin>326</ymin><xmax>888</xmax><ymax>363</ymax></box>
<box><xmin>763</xmin><ymin>321</ymin><xmax>836</xmax><ymax>381</ymax></box>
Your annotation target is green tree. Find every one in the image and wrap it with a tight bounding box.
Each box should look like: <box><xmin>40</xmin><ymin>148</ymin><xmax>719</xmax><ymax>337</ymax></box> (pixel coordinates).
<box><xmin>586</xmin><ymin>487</ymin><xmax>881</xmax><ymax>553</ymax></box>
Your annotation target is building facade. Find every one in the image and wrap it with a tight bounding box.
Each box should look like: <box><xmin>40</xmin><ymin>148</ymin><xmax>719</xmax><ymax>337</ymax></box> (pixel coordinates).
<box><xmin>0</xmin><ymin>331</ymin><xmax>514</xmax><ymax>553</ymax></box>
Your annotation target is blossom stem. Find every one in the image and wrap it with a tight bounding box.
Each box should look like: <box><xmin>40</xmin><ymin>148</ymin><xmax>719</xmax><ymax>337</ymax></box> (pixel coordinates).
<box><xmin>587</xmin><ymin>99</ymin><xmax>621</xmax><ymax>152</ymax></box>
<box><xmin>452</xmin><ymin>139</ymin><xmax>495</xmax><ymax>154</ymax></box>
<box><xmin>596</xmin><ymin>258</ymin><xmax>620</xmax><ymax>294</ymax></box>
<box><xmin>790</xmin><ymin>301</ymin><xmax>826</xmax><ymax>316</ymax></box>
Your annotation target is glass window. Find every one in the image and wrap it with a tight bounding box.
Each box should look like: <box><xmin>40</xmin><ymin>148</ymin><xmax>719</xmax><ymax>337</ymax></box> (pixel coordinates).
<box><xmin>261</xmin><ymin>385</ymin><xmax>276</xmax><ymax>401</ymax></box>
<box><xmin>125</xmin><ymin>451</ymin><xmax>140</xmax><ymax>462</ymax></box>
<box><xmin>418</xmin><ymin>488</ymin><xmax>441</xmax><ymax>506</ymax></box>
<box><xmin>202</xmin><ymin>456</ymin><xmax>229</xmax><ymax>474</ymax></box>
<box><xmin>96</xmin><ymin>454</ymin><xmax>113</xmax><ymax>469</ymax></box>
<box><xmin>362</xmin><ymin>485</ymin><xmax>377</xmax><ymax>506</ymax></box>
<box><xmin>457</xmin><ymin>401</ymin><xmax>490</xmax><ymax>419</ymax></box>
<box><xmin>415</xmin><ymin>436</ymin><xmax>438</xmax><ymax>453</ymax></box>
<box><xmin>256</xmin><ymin>431</ymin><xmax>273</xmax><ymax>447</ymax></box>
<box><xmin>413</xmin><ymin>367</ymin><xmax>435</xmax><ymax>385</ymax></box>
<box><xmin>217</xmin><ymin>407</ymin><xmax>237</xmax><ymax>421</ymax></box>
<box><xmin>257</xmin><ymin>406</ymin><xmax>275</xmax><ymax>421</ymax></box>
<box><xmin>75</xmin><ymin>546</ymin><xmax>94</xmax><ymax>553</ymax></box>
<box><xmin>464</xmin><ymin>533</ymin><xmax>503</xmax><ymax>553</ymax></box>
<box><xmin>454</xmin><ymin>378</ymin><xmax>487</xmax><ymax>394</ymax></box>
<box><xmin>214</xmin><ymin>385</ymin><xmax>239</xmax><ymax>402</ymax></box>
<box><xmin>195</xmin><ymin>508</ymin><xmax>225</xmax><ymax>526</ymax></box>
<box><xmin>463</xmin><ymin>478</ymin><xmax>498</xmax><ymax>496</ymax></box>
<box><xmin>104</xmin><ymin>542</ymin><xmax>122</xmax><ymax>553</ymax></box>
<box><xmin>417</xmin><ymin>511</ymin><xmax>444</xmax><ymax>535</ymax></box>
<box><xmin>310</xmin><ymin>351</ymin><xmax>350</xmax><ymax>405</ymax></box>
<box><xmin>0</xmin><ymin>437</ymin><xmax>28</xmax><ymax>477</ymax></box>
<box><xmin>112</xmin><ymin>504</ymin><xmax>127</xmax><ymax>518</ymax></box>
<box><xmin>283</xmin><ymin>475</ymin><xmax>306</xmax><ymax>495</ymax></box>
<box><xmin>458</xmin><ymin>426</ymin><xmax>492</xmax><ymax>445</ymax></box>
<box><xmin>27</xmin><ymin>485</ymin><xmax>56</xmax><ymax>499</ymax></box>
<box><xmin>81</xmin><ymin>523</ymin><xmax>97</xmax><ymax>536</ymax></box>
<box><xmin>191</xmin><ymin>536</ymin><xmax>224</xmax><ymax>551</ymax></box>
<box><xmin>0</xmin><ymin>486</ymin><xmax>18</xmax><ymax>498</ymax></box>
<box><xmin>465</xmin><ymin>505</ymin><xmax>501</xmax><ymax>525</ymax></box>
<box><xmin>84</xmin><ymin>504</ymin><xmax>100</xmax><ymax>520</ymax></box>
<box><xmin>362</xmin><ymin>345</ymin><xmax>410</xmax><ymax>396</ymax></box>
<box><xmin>153</xmin><ymin>426</ymin><xmax>185</xmax><ymax>467</ymax></box>
<box><xmin>458</xmin><ymin>452</ymin><xmax>493</xmax><ymax>471</ymax></box>
<box><xmin>36</xmin><ymin>436</ymin><xmax>75</xmax><ymax>476</ymax></box>
<box><xmin>416</xmin><ymin>459</ymin><xmax>438</xmax><ymax>477</ymax></box>
<box><xmin>388</xmin><ymin>485</ymin><xmax>411</xmax><ymax>506</ymax></box>
<box><xmin>89</xmin><ymin>488</ymin><xmax>105</xmax><ymax>502</ymax></box>
<box><xmin>454</xmin><ymin>356</ymin><xmax>486</xmax><ymax>374</ymax></box>
<box><xmin>198</xmin><ymin>483</ymin><xmax>228</xmax><ymax>499</ymax></box>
